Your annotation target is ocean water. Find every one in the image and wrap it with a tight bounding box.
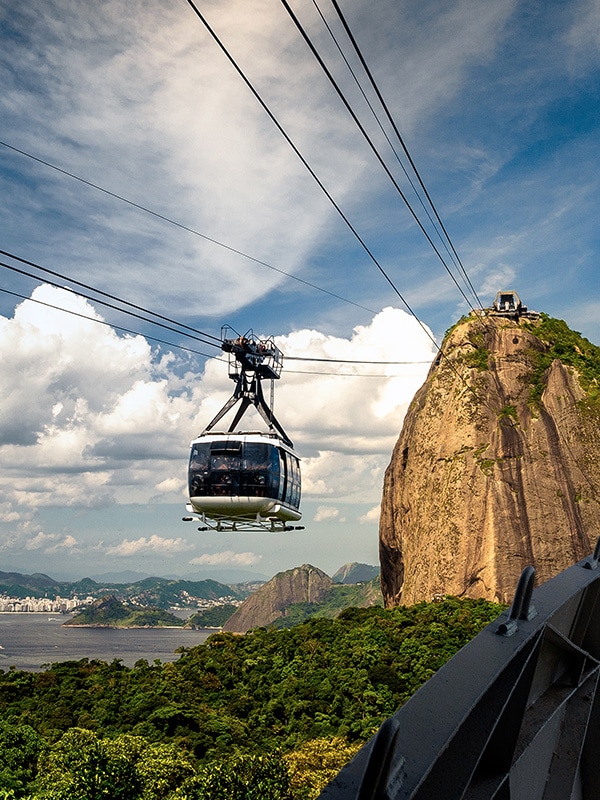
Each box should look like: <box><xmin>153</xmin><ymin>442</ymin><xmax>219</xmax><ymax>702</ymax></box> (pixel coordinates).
<box><xmin>0</xmin><ymin>613</ymin><xmax>214</xmax><ymax>672</ymax></box>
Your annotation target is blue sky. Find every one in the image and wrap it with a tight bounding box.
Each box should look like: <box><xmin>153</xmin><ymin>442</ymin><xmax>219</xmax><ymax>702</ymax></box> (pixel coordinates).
<box><xmin>0</xmin><ymin>0</ymin><xmax>599</xmax><ymax>582</ymax></box>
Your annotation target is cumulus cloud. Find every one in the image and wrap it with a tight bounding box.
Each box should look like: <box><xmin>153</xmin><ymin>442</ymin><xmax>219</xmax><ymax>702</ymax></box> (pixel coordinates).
<box><xmin>154</xmin><ymin>477</ymin><xmax>186</xmax><ymax>495</ymax></box>
<box><xmin>359</xmin><ymin>505</ymin><xmax>381</xmax><ymax>524</ymax></box>
<box><xmin>313</xmin><ymin>506</ymin><xmax>341</xmax><ymax>523</ymax></box>
<box><xmin>25</xmin><ymin>532</ymin><xmax>59</xmax><ymax>551</ymax></box>
<box><xmin>190</xmin><ymin>550</ymin><xmax>262</xmax><ymax>567</ymax></box>
<box><xmin>274</xmin><ymin>308</ymin><xmax>436</xmax><ymax>504</ymax></box>
<box><xmin>0</xmin><ymin>291</ymin><xmax>434</xmax><ymax>533</ymax></box>
<box><xmin>0</xmin><ymin>286</ymin><xmax>191</xmax><ymax>514</ymax></box>
<box><xmin>105</xmin><ymin>535</ymin><xmax>194</xmax><ymax>557</ymax></box>
<box><xmin>25</xmin><ymin>531</ymin><xmax>79</xmax><ymax>553</ymax></box>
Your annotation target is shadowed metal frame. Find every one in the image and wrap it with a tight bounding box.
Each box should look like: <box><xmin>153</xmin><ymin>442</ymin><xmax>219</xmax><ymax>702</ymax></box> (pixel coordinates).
<box><xmin>319</xmin><ymin>539</ymin><xmax>600</xmax><ymax>799</ymax></box>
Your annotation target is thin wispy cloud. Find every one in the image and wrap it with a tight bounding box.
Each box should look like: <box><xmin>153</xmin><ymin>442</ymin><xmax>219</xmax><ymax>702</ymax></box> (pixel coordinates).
<box><xmin>190</xmin><ymin>550</ymin><xmax>262</xmax><ymax>567</ymax></box>
<box><xmin>106</xmin><ymin>535</ymin><xmax>194</xmax><ymax>557</ymax></box>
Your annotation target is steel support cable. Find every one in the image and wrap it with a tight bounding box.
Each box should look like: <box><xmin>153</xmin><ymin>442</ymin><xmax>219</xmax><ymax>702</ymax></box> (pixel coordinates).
<box><xmin>327</xmin><ymin>0</ymin><xmax>485</xmax><ymax>312</ymax></box>
<box><xmin>0</xmin><ymin>140</ymin><xmax>376</xmax><ymax>316</ymax></box>
<box><xmin>0</xmin><ymin>248</ymin><xmax>221</xmax><ymax>345</ymax></box>
<box><xmin>310</xmin><ymin>0</ymin><xmax>473</xmax><ymax>307</ymax></box>
<box><xmin>0</xmin><ymin>253</ymin><xmax>431</xmax><ymax>366</ymax></box>
<box><xmin>287</xmin><ymin>356</ymin><xmax>433</xmax><ymax>364</ymax></box>
<box><xmin>0</xmin><ymin>287</ymin><xmax>221</xmax><ymax>360</ymax></box>
<box><xmin>183</xmin><ymin>0</ymin><xmax>499</xmax><ymax>416</ymax></box>
<box><xmin>0</xmin><ymin>260</ymin><xmax>222</xmax><ymax>351</ymax></box>
<box><xmin>286</xmin><ymin>369</ymin><xmax>428</xmax><ymax>377</ymax></box>
<box><xmin>277</xmin><ymin>0</ymin><xmax>477</xmax><ymax>313</ymax></box>
<box><xmin>183</xmin><ymin>0</ymin><xmax>428</xmax><ymax>335</ymax></box>
<box><xmin>0</xmin><ymin>286</ymin><xmax>425</xmax><ymax>378</ymax></box>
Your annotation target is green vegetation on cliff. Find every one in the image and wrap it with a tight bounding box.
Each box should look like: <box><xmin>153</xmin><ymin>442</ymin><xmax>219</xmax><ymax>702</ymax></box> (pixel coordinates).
<box><xmin>523</xmin><ymin>314</ymin><xmax>600</xmax><ymax>403</ymax></box>
<box><xmin>187</xmin><ymin>605</ymin><xmax>239</xmax><ymax>628</ymax></box>
<box><xmin>270</xmin><ymin>578</ymin><xmax>383</xmax><ymax>629</ymax></box>
<box><xmin>446</xmin><ymin>313</ymin><xmax>600</xmax><ymax>405</ymax></box>
<box><xmin>0</xmin><ymin>597</ymin><xmax>502</xmax><ymax>799</ymax></box>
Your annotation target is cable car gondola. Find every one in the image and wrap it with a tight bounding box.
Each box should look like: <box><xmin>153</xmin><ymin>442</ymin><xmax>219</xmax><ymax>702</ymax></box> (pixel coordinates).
<box><xmin>183</xmin><ymin>329</ymin><xmax>303</xmax><ymax>532</ymax></box>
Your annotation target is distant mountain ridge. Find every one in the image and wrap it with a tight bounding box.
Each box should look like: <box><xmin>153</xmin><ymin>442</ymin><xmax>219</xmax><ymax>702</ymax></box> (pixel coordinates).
<box><xmin>0</xmin><ymin>564</ymin><xmax>382</xmax><ymax>628</ymax></box>
<box><xmin>223</xmin><ymin>564</ymin><xmax>383</xmax><ymax>632</ymax></box>
<box><xmin>0</xmin><ymin>571</ymin><xmax>249</xmax><ymax>607</ymax></box>
<box><xmin>333</xmin><ymin>562</ymin><xmax>380</xmax><ymax>584</ymax></box>
<box><xmin>0</xmin><ymin>570</ymin><xmax>60</xmax><ymax>596</ymax></box>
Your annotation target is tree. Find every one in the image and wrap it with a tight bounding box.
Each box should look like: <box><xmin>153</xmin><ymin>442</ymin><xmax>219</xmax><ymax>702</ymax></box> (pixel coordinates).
<box><xmin>0</xmin><ymin>722</ymin><xmax>45</xmax><ymax>797</ymax></box>
<box><xmin>183</xmin><ymin>753</ymin><xmax>291</xmax><ymax>800</ymax></box>
<box><xmin>284</xmin><ymin>737</ymin><xmax>362</xmax><ymax>800</ymax></box>
<box><xmin>31</xmin><ymin>729</ymin><xmax>196</xmax><ymax>800</ymax></box>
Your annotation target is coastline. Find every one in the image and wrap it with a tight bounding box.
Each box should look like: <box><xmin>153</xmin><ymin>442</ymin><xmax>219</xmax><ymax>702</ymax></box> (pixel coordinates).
<box><xmin>64</xmin><ymin>624</ymin><xmax>194</xmax><ymax>629</ymax></box>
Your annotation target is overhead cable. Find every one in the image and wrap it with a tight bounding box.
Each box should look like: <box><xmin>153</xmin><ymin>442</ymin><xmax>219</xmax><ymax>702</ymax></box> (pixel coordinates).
<box><xmin>310</xmin><ymin>0</ymin><xmax>476</xmax><ymax>308</ymax></box>
<box><xmin>0</xmin><ymin>258</ymin><xmax>222</xmax><ymax>351</ymax></box>
<box><xmin>277</xmin><ymin>0</ymin><xmax>479</xmax><ymax>313</ymax></box>
<box><xmin>183</xmin><ymin>0</ymin><xmax>432</xmax><ymax>342</ymax></box>
<box><xmin>0</xmin><ymin>248</ymin><xmax>221</xmax><ymax>345</ymax></box>
<box><xmin>183</xmin><ymin>0</ymin><xmax>502</xmax><ymax>414</ymax></box>
<box><xmin>0</xmin><ymin>249</ymin><xmax>431</xmax><ymax>367</ymax></box>
<box><xmin>286</xmin><ymin>355</ymin><xmax>432</xmax><ymax>364</ymax></box>
<box><xmin>0</xmin><ymin>285</ymin><xmax>429</xmax><ymax>378</ymax></box>
<box><xmin>0</xmin><ymin>140</ymin><xmax>376</xmax><ymax>315</ymax></box>
<box><xmin>0</xmin><ymin>286</ymin><xmax>221</xmax><ymax>360</ymax></box>
<box><xmin>325</xmin><ymin>0</ymin><xmax>485</xmax><ymax>311</ymax></box>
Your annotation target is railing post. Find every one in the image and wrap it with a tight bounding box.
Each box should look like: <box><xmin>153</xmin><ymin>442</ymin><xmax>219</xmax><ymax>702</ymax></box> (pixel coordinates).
<box><xmin>583</xmin><ymin>536</ymin><xmax>600</xmax><ymax>569</ymax></box>
<box><xmin>496</xmin><ymin>565</ymin><xmax>537</xmax><ymax>637</ymax></box>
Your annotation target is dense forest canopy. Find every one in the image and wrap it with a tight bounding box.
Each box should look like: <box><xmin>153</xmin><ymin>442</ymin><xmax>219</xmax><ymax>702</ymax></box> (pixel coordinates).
<box><xmin>0</xmin><ymin>597</ymin><xmax>502</xmax><ymax>799</ymax></box>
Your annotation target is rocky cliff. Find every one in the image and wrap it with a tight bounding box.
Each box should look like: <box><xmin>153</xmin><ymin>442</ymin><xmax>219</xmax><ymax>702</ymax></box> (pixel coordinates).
<box><xmin>379</xmin><ymin>313</ymin><xmax>600</xmax><ymax>606</ymax></box>
<box><xmin>223</xmin><ymin>564</ymin><xmax>334</xmax><ymax>632</ymax></box>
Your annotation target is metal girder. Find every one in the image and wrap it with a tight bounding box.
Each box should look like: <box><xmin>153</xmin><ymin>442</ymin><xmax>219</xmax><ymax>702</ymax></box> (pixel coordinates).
<box><xmin>201</xmin><ymin>334</ymin><xmax>293</xmax><ymax>447</ymax></box>
<box><xmin>319</xmin><ymin>541</ymin><xmax>600</xmax><ymax>800</ymax></box>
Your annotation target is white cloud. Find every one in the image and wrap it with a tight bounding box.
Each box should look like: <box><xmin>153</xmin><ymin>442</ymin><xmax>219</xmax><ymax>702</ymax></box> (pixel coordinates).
<box><xmin>190</xmin><ymin>550</ymin><xmax>262</xmax><ymax>567</ymax></box>
<box><xmin>105</xmin><ymin>535</ymin><xmax>194</xmax><ymax>557</ymax></box>
<box><xmin>25</xmin><ymin>531</ymin><xmax>79</xmax><ymax>553</ymax></box>
<box><xmin>271</xmin><ymin>308</ymin><xmax>436</xmax><ymax>504</ymax></box>
<box><xmin>0</xmin><ymin>291</ymin><xmax>434</xmax><ymax>531</ymax></box>
<box><xmin>25</xmin><ymin>531</ymin><xmax>58</xmax><ymax>551</ymax></box>
<box><xmin>359</xmin><ymin>505</ymin><xmax>381</xmax><ymax>525</ymax></box>
<box><xmin>314</xmin><ymin>506</ymin><xmax>340</xmax><ymax>523</ymax></box>
<box><xmin>154</xmin><ymin>477</ymin><xmax>185</xmax><ymax>495</ymax></box>
<box><xmin>45</xmin><ymin>534</ymin><xmax>79</xmax><ymax>554</ymax></box>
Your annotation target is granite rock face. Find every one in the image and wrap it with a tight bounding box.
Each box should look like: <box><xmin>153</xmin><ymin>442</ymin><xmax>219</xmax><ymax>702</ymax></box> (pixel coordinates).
<box><xmin>379</xmin><ymin>316</ymin><xmax>600</xmax><ymax>607</ymax></box>
<box><xmin>223</xmin><ymin>564</ymin><xmax>333</xmax><ymax>632</ymax></box>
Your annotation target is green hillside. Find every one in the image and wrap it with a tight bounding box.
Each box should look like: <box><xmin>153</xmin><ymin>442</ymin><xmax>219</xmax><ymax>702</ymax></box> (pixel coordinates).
<box><xmin>0</xmin><ymin>571</ymin><xmax>249</xmax><ymax>607</ymax></box>
<box><xmin>270</xmin><ymin>577</ymin><xmax>383</xmax><ymax>628</ymax></box>
<box><xmin>64</xmin><ymin>596</ymin><xmax>184</xmax><ymax>628</ymax></box>
<box><xmin>0</xmin><ymin>596</ymin><xmax>502</xmax><ymax>799</ymax></box>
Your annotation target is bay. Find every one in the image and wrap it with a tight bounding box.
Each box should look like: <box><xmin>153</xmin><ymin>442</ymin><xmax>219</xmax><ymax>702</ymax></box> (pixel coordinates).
<box><xmin>0</xmin><ymin>613</ymin><xmax>214</xmax><ymax>672</ymax></box>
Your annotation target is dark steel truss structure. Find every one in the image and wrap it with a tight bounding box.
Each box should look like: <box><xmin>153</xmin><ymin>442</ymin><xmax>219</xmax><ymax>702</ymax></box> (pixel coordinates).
<box><xmin>202</xmin><ymin>329</ymin><xmax>293</xmax><ymax>448</ymax></box>
<box><xmin>319</xmin><ymin>540</ymin><xmax>600</xmax><ymax>800</ymax></box>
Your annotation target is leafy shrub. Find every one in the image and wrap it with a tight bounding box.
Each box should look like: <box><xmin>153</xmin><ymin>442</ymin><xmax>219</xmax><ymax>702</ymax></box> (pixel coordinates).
<box><xmin>183</xmin><ymin>753</ymin><xmax>291</xmax><ymax>800</ymax></box>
